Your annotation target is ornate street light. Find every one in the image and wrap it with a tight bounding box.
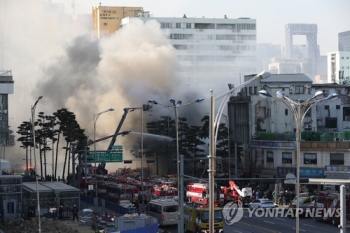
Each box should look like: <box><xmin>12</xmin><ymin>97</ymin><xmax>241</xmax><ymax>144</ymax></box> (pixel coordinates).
<box><xmin>149</xmin><ymin>98</ymin><xmax>204</xmax><ymax>233</ymax></box>
<box><xmin>259</xmin><ymin>89</ymin><xmax>338</xmax><ymax>233</ymax></box>
<box><xmin>209</xmin><ymin>71</ymin><xmax>271</xmax><ymax>233</ymax></box>
<box><xmin>93</xmin><ymin>108</ymin><xmax>114</xmax><ymax>198</ymax></box>
<box><xmin>31</xmin><ymin>95</ymin><xmax>43</xmax><ymax>233</ymax></box>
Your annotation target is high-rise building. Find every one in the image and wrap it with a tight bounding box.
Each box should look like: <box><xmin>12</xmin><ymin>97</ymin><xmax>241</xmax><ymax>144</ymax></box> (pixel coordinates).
<box><xmin>0</xmin><ymin>70</ymin><xmax>14</xmax><ymax>146</ymax></box>
<box><xmin>121</xmin><ymin>14</ymin><xmax>257</xmax><ymax>92</ymax></box>
<box><xmin>92</xmin><ymin>5</ymin><xmax>143</xmax><ymax>38</ymax></box>
<box><xmin>327</xmin><ymin>51</ymin><xmax>350</xmax><ymax>84</ymax></box>
<box><xmin>285</xmin><ymin>24</ymin><xmax>318</xmax><ymax>78</ymax></box>
<box><xmin>339</xmin><ymin>30</ymin><xmax>350</xmax><ymax>51</ymax></box>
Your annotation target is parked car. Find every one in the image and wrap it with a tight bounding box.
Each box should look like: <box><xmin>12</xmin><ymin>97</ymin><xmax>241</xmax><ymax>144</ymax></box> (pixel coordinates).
<box><xmin>248</xmin><ymin>198</ymin><xmax>275</xmax><ymax>209</ymax></box>
<box><xmin>287</xmin><ymin>194</ymin><xmax>315</xmax><ymax>217</ymax></box>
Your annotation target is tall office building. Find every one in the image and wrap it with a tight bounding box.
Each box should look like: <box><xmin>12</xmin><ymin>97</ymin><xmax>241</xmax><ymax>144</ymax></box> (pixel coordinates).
<box><xmin>92</xmin><ymin>5</ymin><xmax>143</xmax><ymax>38</ymax></box>
<box><xmin>339</xmin><ymin>30</ymin><xmax>350</xmax><ymax>51</ymax></box>
<box><xmin>0</xmin><ymin>70</ymin><xmax>14</xmax><ymax>146</ymax></box>
<box><xmin>285</xmin><ymin>24</ymin><xmax>318</xmax><ymax>78</ymax></box>
<box><xmin>122</xmin><ymin>14</ymin><xmax>257</xmax><ymax>92</ymax></box>
<box><xmin>327</xmin><ymin>51</ymin><xmax>350</xmax><ymax>84</ymax></box>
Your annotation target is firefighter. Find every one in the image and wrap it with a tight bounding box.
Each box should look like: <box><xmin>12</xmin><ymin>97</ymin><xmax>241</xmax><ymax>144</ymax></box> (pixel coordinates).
<box><xmin>72</xmin><ymin>205</ymin><xmax>79</xmax><ymax>222</ymax></box>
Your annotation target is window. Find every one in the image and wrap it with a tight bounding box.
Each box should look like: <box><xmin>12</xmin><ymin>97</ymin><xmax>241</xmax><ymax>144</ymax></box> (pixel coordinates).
<box><xmin>285</xmin><ymin>109</ymin><xmax>288</xmax><ymax>116</ymax></box>
<box><xmin>163</xmin><ymin>205</ymin><xmax>178</xmax><ymax>212</ymax></box>
<box><xmin>254</xmin><ymin>86</ymin><xmax>257</xmax><ymax>95</ymax></box>
<box><xmin>249</xmin><ymin>87</ymin><xmax>252</xmax><ymax>95</ymax></box>
<box><xmin>216</xmin><ymin>34</ymin><xmax>235</xmax><ymax>40</ymax></box>
<box><xmin>330</xmin><ymin>153</ymin><xmax>344</xmax><ymax>165</ymax></box>
<box><xmin>216</xmin><ymin>24</ymin><xmax>236</xmax><ymax>30</ymax></box>
<box><xmin>186</xmin><ymin>23</ymin><xmax>191</xmax><ymax>28</ymax></box>
<box><xmin>149</xmin><ymin>203</ymin><xmax>162</xmax><ymax>214</ymax></box>
<box><xmin>343</xmin><ymin>107</ymin><xmax>350</xmax><ymax>121</ymax></box>
<box><xmin>282</xmin><ymin>152</ymin><xmax>292</xmax><ymax>164</ymax></box>
<box><xmin>194</xmin><ymin>23</ymin><xmax>215</xmax><ymax>29</ymax></box>
<box><xmin>304</xmin><ymin>153</ymin><xmax>317</xmax><ymax>164</ymax></box>
<box><xmin>176</xmin><ymin>23</ymin><xmax>181</xmax><ymax>28</ymax></box>
<box><xmin>160</xmin><ymin>22</ymin><xmax>172</xmax><ymax>28</ymax></box>
<box><xmin>266</xmin><ymin>152</ymin><xmax>274</xmax><ymax>163</ymax></box>
<box><xmin>295</xmin><ymin>86</ymin><xmax>304</xmax><ymax>94</ymax></box>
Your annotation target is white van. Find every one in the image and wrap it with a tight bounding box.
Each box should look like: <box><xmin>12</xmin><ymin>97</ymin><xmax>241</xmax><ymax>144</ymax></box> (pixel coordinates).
<box><xmin>147</xmin><ymin>199</ymin><xmax>178</xmax><ymax>226</ymax></box>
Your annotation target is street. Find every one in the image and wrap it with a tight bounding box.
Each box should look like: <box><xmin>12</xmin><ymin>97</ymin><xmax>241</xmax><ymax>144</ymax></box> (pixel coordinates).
<box><xmin>160</xmin><ymin>208</ymin><xmax>345</xmax><ymax>233</ymax></box>
<box><xmin>225</xmin><ymin>209</ymin><xmax>341</xmax><ymax>233</ymax></box>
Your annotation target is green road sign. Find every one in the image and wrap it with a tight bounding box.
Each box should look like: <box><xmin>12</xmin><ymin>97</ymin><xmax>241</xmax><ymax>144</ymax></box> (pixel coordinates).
<box><xmin>112</xmin><ymin>145</ymin><xmax>123</xmax><ymax>151</ymax></box>
<box><xmin>87</xmin><ymin>151</ymin><xmax>123</xmax><ymax>162</ymax></box>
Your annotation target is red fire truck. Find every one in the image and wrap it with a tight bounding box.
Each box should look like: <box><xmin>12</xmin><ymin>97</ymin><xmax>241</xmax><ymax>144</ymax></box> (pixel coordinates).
<box><xmin>186</xmin><ymin>183</ymin><xmax>222</xmax><ymax>205</ymax></box>
<box><xmin>313</xmin><ymin>191</ymin><xmax>350</xmax><ymax>226</ymax></box>
<box><xmin>152</xmin><ymin>185</ymin><xmax>178</xmax><ymax>200</ymax></box>
<box><xmin>221</xmin><ymin>181</ymin><xmax>252</xmax><ymax>206</ymax></box>
<box><xmin>107</xmin><ymin>183</ymin><xmax>138</xmax><ymax>203</ymax></box>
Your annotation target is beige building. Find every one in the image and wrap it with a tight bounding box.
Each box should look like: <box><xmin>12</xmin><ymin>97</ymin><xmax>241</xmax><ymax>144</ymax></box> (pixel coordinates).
<box><xmin>92</xmin><ymin>5</ymin><xmax>143</xmax><ymax>38</ymax></box>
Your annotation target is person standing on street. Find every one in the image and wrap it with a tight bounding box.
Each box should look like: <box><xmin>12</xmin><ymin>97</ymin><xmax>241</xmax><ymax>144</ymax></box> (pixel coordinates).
<box><xmin>72</xmin><ymin>205</ymin><xmax>79</xmax><ymax>222</ymax></box>
<box><xmin>0</xmin><ymin>206</ymin><xmax>4</xmax><ymax>227</ymax></box>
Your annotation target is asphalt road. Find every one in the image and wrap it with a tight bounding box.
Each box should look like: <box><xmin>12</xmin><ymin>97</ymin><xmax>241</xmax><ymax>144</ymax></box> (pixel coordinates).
<box><xmin>226</xmin><ymin>209</ymin><xmax>341</xmax><ymax>233</ymax></box>
<box><xmin>161</xmin><ymin>209</ymin><xmax>346</xmax><ymax>233</ymax></box>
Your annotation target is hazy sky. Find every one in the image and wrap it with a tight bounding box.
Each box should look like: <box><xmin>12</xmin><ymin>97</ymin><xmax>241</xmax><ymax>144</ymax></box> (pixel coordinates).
<box><xmin>1</xmin><ymin>0</ymin><xmax>349</xmax><ymax>174</ymax></box>
<box><xmin>58</xmin><ymin>0</ymin><xmax>350</xmax><ymax>55</ymax></box>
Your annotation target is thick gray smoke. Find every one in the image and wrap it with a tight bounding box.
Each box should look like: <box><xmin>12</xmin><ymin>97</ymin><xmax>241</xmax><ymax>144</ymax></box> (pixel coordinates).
<box><xmin>1</xmin><ymin>0</ymin><xmax>206</xmax><ymax>173</ymax></box>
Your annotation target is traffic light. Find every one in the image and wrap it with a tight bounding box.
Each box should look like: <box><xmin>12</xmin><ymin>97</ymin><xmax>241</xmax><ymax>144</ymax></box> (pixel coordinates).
<box><xmin>124</xmin><ymin>160</ymin><xmax>133</xmax><ymax>164</ymax></box>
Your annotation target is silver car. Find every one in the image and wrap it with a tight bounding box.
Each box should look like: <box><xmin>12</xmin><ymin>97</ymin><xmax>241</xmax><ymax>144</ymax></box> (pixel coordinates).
<box><xmin>249</xmin><ymin>198</ymin><xmax>276</xmax><ymax>209</ymax></box>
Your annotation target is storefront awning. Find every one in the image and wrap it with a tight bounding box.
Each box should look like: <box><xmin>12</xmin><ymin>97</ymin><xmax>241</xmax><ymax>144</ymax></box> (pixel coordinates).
<box><xmin>307</xmin><ymin>178</ymin><xmax>350</xmax><ymax>185</ymax></box>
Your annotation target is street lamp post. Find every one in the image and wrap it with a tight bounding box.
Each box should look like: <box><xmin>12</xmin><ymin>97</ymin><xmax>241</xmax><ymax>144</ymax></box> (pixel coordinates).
<box><xmin>220</xmin><ymin>114</ymin><xmax>231</xmax><ymax>179</ymax></box>
<box><xmin>209</xmin><ymin>71</ymin><xmax>271</xmax><ymax>233</ymax></box>
<box><xmin>93</xmin><ymin>108</ymin><xmax>114</xmax><ymax>199</ymax></box>
<box><xmin>31</xmin><ymin>95</ymin><xmax>43</xmax><ymax>233</ymax></box>
<box><xmin>149</xmin><ymin>98</ymin><xmax>204</xmax><ymax>233</ymax></box>
<box><xmin>259</xmin><ymin>89</ymin><xmax>338</xmax><ymax>233</ymax></box>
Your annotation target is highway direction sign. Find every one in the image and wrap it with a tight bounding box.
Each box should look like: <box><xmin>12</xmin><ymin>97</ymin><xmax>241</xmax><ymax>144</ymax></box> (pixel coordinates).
<box><xmin>87</xmin><ymin>151</ymin><xmax>123</xmax><ymax>162</ymax></box>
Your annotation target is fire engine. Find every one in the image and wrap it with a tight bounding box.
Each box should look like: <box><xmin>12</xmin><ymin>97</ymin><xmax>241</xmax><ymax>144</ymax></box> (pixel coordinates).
<box><xmin>184</xmin><ymin>203</ymin><xmax>224</xmax><ymax>233</ymax></box>
<box><xmin>226</xmin><ymin>181</ymin><xmax>252</xmax><ymax>207</ymax></box>
<box><xmin>313</xmin><ymin>191</ymin><xmax>350</xmax><ymax>226</ymax></box>
<box><xmin>152</xmin><ymin>184</ymin><xmax>178</xmax><ymax>200</ymax></box>
<box><xmin>107</xmin><ymin>183</ymin><xmax>138</xmax><ymax>203</ymax></box>
<box><xmin>186</xmin><ymin>183</ymin><xmax>222</xmax><ymax>205</ymax></box>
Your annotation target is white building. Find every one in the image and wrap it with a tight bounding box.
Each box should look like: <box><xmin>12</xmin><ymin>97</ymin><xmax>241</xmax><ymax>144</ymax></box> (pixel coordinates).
<box><xmin>327</xmin><ymin>51</ymin><xmax>350</xmax><ymax>84</ymax></box>
<box><xmin>121</xmin><ymin>14</ymin><xmax>257</xmax><ymax>93</ymax></box>
<box><xmin>228</xmin><ymin>73</ymin><xmax>350</xmax><ymax>187</ymax></box>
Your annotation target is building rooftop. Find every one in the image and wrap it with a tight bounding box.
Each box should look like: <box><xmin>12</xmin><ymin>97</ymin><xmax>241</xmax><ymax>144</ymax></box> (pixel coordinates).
<box><xmin>23</xmin><ymin>181</ymin><xmax>80</xmax><ymax>193</ymax></box>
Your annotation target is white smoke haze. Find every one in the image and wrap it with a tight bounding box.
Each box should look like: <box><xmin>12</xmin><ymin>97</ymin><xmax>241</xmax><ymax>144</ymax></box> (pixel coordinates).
<box><xmin>2</xmin><ymin>0</ymin><xmax>207</xmax><ymax>174</ymax></box>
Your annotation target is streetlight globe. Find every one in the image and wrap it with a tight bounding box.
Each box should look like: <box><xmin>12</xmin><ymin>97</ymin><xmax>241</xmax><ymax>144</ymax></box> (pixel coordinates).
<box><xmin>326</xmin><ymin>93</ymin><xmax>338</xmax><ymax>101</ymax></box>
<box><xmin>258</xmin><ymin>71</ymin><xmax>272</xmax><ymax>79</ymax></box>
<box><xmin>170</xmin><ymin>99</ymin><xmax>176</xmax><ymax>105</ymax></box>
<box><xmin>196</xmin><ymin>98</ymin><xmax>204</xmax><ymax>103</ymax></box>
<box><xmin>108</xmin><ymin>108</ymin><xmax>115</xmax><ymax>112</ymax></box>
<box><xmin>276</xmin><ymin>91</ymin><xmax>285</xmax><ymax>99</ymax></box>
<box><xmin>258</xmin><ymin>90</ymin><xmax>271</xmax><ymax>98</ymax></box>
<box><xmin>177</xmin><ymin>100</ymin><xmax>182</xmax><ymax>105</ymax></box>
<box><xmin>314</xmin><ymin>91</ymin><xmax>324</xmax><ymax>99</ymax></box>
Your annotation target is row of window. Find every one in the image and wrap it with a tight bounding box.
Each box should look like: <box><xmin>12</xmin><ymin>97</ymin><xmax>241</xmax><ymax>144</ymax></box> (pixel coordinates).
<box><xmin>264</xmin><ymin>152</ymin><xmax>344</xmax><ymax>165</ymax></box>
<box><xmin>170</xmin><ymin>34</ymin><xmax>256</xmax><ymax>41</ymax></box>
<box><xmin>100</xmin><ymin>17</ymin><xmax>116</xmax><ymax>20</ymax></box>
<box><xmin>161</xmin><ymin>22</ymin><xmax>256</xmax><ymax>30</ymax></box>
<box><xmin>177</xmin><ymin>55</ymin><xmax>255</xmax><ymax>62</ymax></box>
<box><xmin>173</xmin><ymin>44</ymin><xmax>256</xmax><ymax>51</ymax></box>
<box><xmin>177</xmin><ymin>66</ymin><xmax>256</xmax><ymax>72</ymax></box>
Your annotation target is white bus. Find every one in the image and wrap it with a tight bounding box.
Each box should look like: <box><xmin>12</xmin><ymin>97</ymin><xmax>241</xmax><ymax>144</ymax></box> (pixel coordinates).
<box><xmin>147</xmin><ymin>199</ymin><xmax>178</xmax><ymax>226</ymax></box>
